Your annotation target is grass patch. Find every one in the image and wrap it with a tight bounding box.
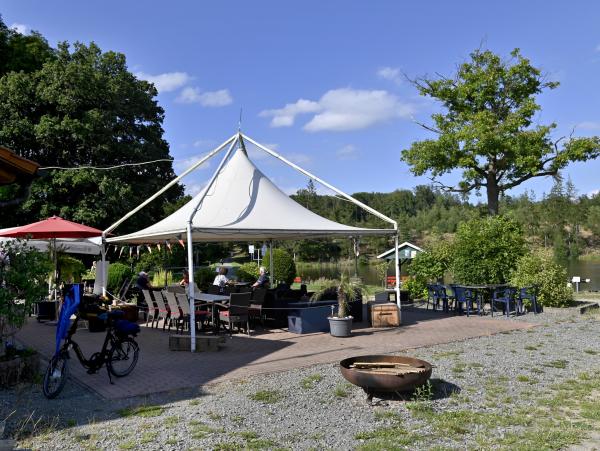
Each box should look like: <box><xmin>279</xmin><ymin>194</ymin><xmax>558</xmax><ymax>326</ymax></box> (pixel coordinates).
<box><xmin>543</xmin><ymin>359</ymin><xmax>568</xmax><ymax>369</ymax></box>
<box><xmin>117</xmin><ymin>405</ymin><xmax>164</xmax><ymax>418</ymax></box>
<box><xmin>249</xmin><ymin>390</ymin><xmax>282</xmax><ymax>404</ymax></box>
<box><xmin>164</xmin><ymin>416</ymin><xmax>179</xmax><ymax>427</ymax></box>
<box><xmin>190</xmin><ymin>421</ymin><xmax>224</xmax><ymax>439</ymax></box>
<box><xmin>354</xmin><ymin>425</ymin><xmax>421</xmax><ymax>449</ymax></box>
<box><xmin>189</xmin><ymin>399</ymin><xmax>200</xmax><ymax>406</ymax></box>
<box><xmin>517</xmin><ymin>375</ymin><xmax>531</xmax><ymax>383</ymax></box>
<box><xmin>334</xmin><ymin>383</ymin><xmax>353</xmax><ymax>398</ymax></box>
<box><xmin>206</xmin><ymin>411</ymin><xmax>222</xmax><ymax>421</ymax></box>
<box><xmin>583</xmin><ymin>349</ymin><xmax>598</xmax><ymax>355</ymax></box>
<box><xmin>451</xmin><ymin>363</ymin><xmax>467</xmax><ymax>374</ymax></box>
<box><xmin>433</xmin><ymin>350</ymin><xmax>462</xmax><ymax>358</ymax></box>
<box><xmin>118</xmin><ymin>440</ymin><xmax>136</xmax><ymax>450</ymax></box>
<box><xmin>300</xmin><ymin>374</ymin><xmax>323</xmax><ymax>389</ymax></box>
<box><xmin>374</xmin><ymin>410</ymin><xmax>403</xmax><ymax>422</ymax></box>
<box><xmin>140</xmin><ymin>432</ymin><xmax>157</xmax><ymax>444</ymax></box>
<box><xmin>525</xmin><ymin>344</ymin><xmax>540</xmax><ymax>351</ymax></box>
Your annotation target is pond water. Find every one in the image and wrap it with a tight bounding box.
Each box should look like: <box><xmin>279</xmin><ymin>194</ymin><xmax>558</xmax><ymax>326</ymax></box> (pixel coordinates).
<box><xmin>296</xmin><ymin>259</ymin><xmax>600</xmax><ymax>292</ymax></box>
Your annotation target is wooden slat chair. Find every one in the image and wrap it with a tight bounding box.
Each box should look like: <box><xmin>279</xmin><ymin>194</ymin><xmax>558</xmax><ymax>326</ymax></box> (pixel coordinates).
<box><xmin>220</xmin><ymin>292</ymin><xmax>251</xmax><ymax>336</ymax></box>
<box><xmin>142</xmin><ymin>289</ymin><xmax>158</xmax><ymax>327</ymax></box>
<box><xmin>175</xmin><ymin>293</ymin><xmax>211</xmax><ymax>332</ymax></box>
<box><xmin>163</xmin><ymin>290</ymin><xmax>183</xmax><ymax>332</ymax></box>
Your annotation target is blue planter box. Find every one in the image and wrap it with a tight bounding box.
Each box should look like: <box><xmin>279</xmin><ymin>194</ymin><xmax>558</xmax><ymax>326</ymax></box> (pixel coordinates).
<box><xmin>287</xmin><ymin>304</ymin><xmax>337</xmax><ymax>334</ymax></box>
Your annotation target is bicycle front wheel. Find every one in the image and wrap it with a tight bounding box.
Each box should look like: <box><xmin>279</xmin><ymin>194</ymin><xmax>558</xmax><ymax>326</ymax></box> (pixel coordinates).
<box><xmin>108</xmin><ymin>337</ymin><xmax>139</xmax><ymax>377</ymax></box>
<box><xmin>43</xmin><ymin>353</ymin><xmax>69</xmax><ymax>399</ymax></box>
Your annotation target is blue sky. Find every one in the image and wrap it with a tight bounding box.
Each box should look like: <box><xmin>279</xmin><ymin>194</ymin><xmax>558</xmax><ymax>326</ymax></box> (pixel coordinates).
<box><xmin>3</xmin><ymin>1</ymin><xmax>600</xmax><ymax>201</ymax></box>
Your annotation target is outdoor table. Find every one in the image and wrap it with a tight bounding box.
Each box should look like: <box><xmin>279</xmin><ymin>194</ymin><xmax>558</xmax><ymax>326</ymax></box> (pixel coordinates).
<box><xmin>461</xmin><ymin>284</ymin><xmax>509</xmax><ymax>315</ymax></box>
<box><xmin>194</xmin><ymin>293</ymin><xmax>230</xmax><ymax>333</ymax></box>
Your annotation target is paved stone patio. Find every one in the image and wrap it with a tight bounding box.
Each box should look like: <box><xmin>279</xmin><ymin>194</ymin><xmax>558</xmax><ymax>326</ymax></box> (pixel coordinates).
<box><xmin>17</xmin><ymin>307</ymin><xmax>534</xmax><ymax>399</ymax></box>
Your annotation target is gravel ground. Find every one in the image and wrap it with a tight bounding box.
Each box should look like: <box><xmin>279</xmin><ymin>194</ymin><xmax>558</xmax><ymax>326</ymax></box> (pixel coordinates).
<box><xmin>3</xmin><ymin>305</ymin><xmax>600</xmax><ymax>450</ymax></box>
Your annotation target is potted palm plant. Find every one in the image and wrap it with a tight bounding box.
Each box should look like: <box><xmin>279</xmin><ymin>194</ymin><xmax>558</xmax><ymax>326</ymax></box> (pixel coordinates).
<box><xmin>312</xmin><ymin>274</ymin><xmax>363</xmax><ymax>337</ymax></box>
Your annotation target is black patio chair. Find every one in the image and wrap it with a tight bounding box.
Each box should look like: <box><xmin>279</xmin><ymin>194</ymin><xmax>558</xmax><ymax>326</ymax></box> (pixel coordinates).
<box><xmin>219</xmin><ymin>292</ymin><xmax>251</xmax><ymax>336</ymax></box>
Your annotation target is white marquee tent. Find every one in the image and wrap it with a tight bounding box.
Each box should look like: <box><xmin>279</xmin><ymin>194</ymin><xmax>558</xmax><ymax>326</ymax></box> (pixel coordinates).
<box><xmin>103</xmin><ymin>132</ymin><xmax>400</xmax><ymax>351</ymax></box>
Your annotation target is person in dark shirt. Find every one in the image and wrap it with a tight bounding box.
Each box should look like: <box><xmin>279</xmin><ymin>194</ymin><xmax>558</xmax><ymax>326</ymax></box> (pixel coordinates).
<box><xmin>135</xmin><ymin>271</ymin><xmax>153</xmax><ymax>291</ymax></box>
<box><xmin>252</xmin><ymin>266</ymin><xmax>270</xmax><ymax>288</ymax></box>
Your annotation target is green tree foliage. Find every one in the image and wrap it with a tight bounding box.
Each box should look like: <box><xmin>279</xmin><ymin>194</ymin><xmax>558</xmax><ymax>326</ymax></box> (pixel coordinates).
<box><xmin>450</xmin><ymin>216</ymin><xmax>525</xmax><ymax>284</ymax></box>
<box><xmin>402</xmin><ymin>48</ymin><xmax>600</xmax><ymax>215</ymax></box>
<box><xmin>263</xmin><ymin>248</ymin><xmax>297</xmax><ymax>285</ymax></box>
<box><xmin>510</xmin><ymin>250</ymin><xmax>573</xmax><ymax>308</ymax></box>
<box><xmin>57</xmin><ymin>254</ymin><xmax>86</xmax><ymax>282</ymax></box>
<box><xmin>237</xmin><ymin>262</ymin><xmax>260</xmax><ymax>283</ymax></box>
<box><xmin>0</xmin><ymin>27</ymin><xmax>184</xmax><ymax>231</ymax></box>
<box><xmin>0</xmin><ymin>16</ymin><xmax>55</xmax><ymax>76</ymax></box>
<box><xmin>408</xmin><ymin>240</ymin><xmax>451</xmax><ymax>283</ymax></box>
<box><xmin>0</xmin><ymin>241</ymin><xmax>52</xmax><ymax>354</ymax></box>
<box><xmin>107</xmin><ymin>262</ymin><xmax>133</xmax><ymax>293</ymax></box>
<box><xmin>194</xmin><ymin>267</ymin><xmax>216</xmax><ymax>291</ymax></box>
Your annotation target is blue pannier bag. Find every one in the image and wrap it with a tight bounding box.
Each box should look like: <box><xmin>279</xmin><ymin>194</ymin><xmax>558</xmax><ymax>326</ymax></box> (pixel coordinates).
<box><xmin>115</xmin><ymin>320</ymin><xmax>140</xmax><ymax>337</ymax></box>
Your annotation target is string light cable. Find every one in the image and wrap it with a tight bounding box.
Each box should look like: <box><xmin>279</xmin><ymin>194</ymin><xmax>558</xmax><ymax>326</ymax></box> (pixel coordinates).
<box><xmin>39</xmin><ymin>158</ymin><xmax>174</xmax><ymax>171</ymax></box>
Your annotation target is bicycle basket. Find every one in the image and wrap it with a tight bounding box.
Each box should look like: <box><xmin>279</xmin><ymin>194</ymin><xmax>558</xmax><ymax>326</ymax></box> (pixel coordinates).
<box><xmin>115</xmin><ymin>320</ymin><xmax>140</xmax><ymax>337</ymax></box>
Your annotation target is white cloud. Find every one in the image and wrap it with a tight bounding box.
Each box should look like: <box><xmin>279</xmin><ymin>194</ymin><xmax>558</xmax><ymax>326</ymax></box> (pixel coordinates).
<box><xmin>10</xmin><ymin>23</ymin><xmax>30</xmax><ymax>34</ymax></box>
<box><xmin>259</xmin><ymin>99</ymin><xmax>321</xmax><ymax>127</ymax></box>
<box><xmin>336</xmin><ymin>144</ymin><xmax>358</xmax><ymax>160</ymax></box>
<box><xmin>184</xmin><ymin>182</ymin><xmax>207</xmax><ymax>196</ymax></box>
<box><xmin>261</xmin><ymin>88</ymin><xmax>414</xmax><ymax>132</ymax></box>
<box><xmin>578</xmin><ymin>121</ymin><xmax>600</xmax><ymax>130</ymax></box>
<box><xmin>304</xmin><ymin>88</ymin><xmax>414</xmax><ymax>132</ymax></box>
<box><xmin>173</xmin><ymin>156</ymin><xmax>212</xmax><ymax>173</ymax></box>
<box><xmin>176</xmin><ymin>87</ymin><xmax>233</xmax><ymax>107</ymax></box>
<box><xmin>377</xmin><ymin>66</ymin><xmax>403</xmax><ymax>85</ymax></box>
<box><xmin>135</xmin><ymin>71</ymin><xmax>192</xmax><ymax>92</ymax></box>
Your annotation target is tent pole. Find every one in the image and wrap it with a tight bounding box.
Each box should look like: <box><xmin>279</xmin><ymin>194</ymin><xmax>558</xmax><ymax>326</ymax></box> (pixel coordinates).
<box><xmin>103</xmin><ymin>133</ymin><xmax>237</xmax><ymax>236</ymax></box>
<box><xmin>394</xmin><ymin>234</ymin><xmax>401</xmax><ymax>321</ymax></box>
<box><xmin>100</xmin><ymin>239</ymin><xmax>107</xmax><ymax>297</ymax></box>
<box><xmin>269</xmin><ymin>241</ymin><xmax>273</xmax><ymax>286</ymax></box>
<box><xmin>186</xmin><ymin>222</ymin><xmax>196</xmax><ymax>352</ymax></box>
<box><xmin>186</xmin><ymin>135</ymin><xmax>240</xmax><ymax>352</ymax></box>
<box><xmin>242</xmin><ymin>134</ymin><xmax>397</xmax><ymax>229</ymax></box>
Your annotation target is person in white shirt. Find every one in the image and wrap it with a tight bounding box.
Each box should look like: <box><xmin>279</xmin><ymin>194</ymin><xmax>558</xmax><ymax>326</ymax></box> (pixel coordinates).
<box><xmin>213</xmin><ymin>267</ymin><xmax>229</xmax><ymax>287</ymax></box>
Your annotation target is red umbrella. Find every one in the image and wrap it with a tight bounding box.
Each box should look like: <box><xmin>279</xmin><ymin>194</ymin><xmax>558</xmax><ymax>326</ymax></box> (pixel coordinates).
<box><xmin>0</xmin><ymin>216</ymin><xmax>102</xmax><ymax>239</ymax></box>
<box><xmin>0</xmin><ymin>216</ymin><xmax>103</xmax><ymax>301</ymax></box>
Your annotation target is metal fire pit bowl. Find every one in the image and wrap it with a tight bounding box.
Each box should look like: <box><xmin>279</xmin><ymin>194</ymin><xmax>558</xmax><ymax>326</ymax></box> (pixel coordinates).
<box><xmin>340</xmin><ymin>355</ymin><xmax>432</xmax><ymax>398</ymax></box>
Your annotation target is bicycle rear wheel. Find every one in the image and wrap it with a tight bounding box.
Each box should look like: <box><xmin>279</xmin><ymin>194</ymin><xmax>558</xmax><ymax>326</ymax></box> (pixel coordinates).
<box><xmin>108</xmin><ymin>337</ymin><xmax>139</xmax><ymax>377</ymax></box>
<box><xmin>43</xmin><ymin>353</ymin><xmax>69</xmax><ymax>399</ymax></box>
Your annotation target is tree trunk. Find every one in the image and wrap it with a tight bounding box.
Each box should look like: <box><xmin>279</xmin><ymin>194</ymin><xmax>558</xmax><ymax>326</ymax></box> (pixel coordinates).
<box><xmin>486</xmin><ymin>173</ymin><xmax>500</xmax><ymax>215</ymax></box>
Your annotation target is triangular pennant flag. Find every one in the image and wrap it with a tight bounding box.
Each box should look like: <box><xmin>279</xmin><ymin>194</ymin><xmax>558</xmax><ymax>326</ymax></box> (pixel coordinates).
<box><xmin>129</xmin><ymin>247</ymin><xmax>133</xmax><ymax>258</ymax></box>
<box><xmin>118</xmin><ymin>246</ymin><xmax>125</xmax><ymax>258</ymax></box>
<box><xmin>178</xmin><ymin>239</ymin><xmax>185</xmax><ymax>249</ymax></box>
<box><xmin>147</xmin><ymin>244</ymin><xmax>152</xmax><ymax>253</ymax></box>
<box><xmin>157</xmin><ymin>243</ymin><xmax>161</xmax><ymax>252</ymax></box>
<box><xmin>166</xmin><ymin>241</ymin><xmax>172</xmax><ymax>253</ymax></box>
<box><xmin>136</xmin><ymin>246</ymin><xmax>140</xmax><ymax>258</ymax></box>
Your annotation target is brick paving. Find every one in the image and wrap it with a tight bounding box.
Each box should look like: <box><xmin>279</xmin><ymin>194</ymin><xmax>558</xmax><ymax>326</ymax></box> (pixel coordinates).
<box><xmin>16</xmin><ymin>307</ymin><xmax>533</xmax><ymax>399</ymax></box>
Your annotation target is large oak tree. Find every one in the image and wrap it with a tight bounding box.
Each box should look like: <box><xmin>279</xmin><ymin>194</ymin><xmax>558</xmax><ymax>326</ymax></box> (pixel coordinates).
<box><xmin>401</xmin><ymin>48</ymin><xmax>600</xmax><ymax>215</ymax></box>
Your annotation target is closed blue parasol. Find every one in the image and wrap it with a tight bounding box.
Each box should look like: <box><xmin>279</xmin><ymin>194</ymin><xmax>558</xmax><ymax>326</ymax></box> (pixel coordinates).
<box><xmin>55</xmin><ymin>284</ymin><xmax>81</xmax><ymax>355</ymax></box>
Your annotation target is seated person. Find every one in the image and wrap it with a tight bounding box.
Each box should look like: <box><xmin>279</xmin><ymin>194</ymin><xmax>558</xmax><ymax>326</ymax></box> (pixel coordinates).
<box><xmin>179</xmin><ymin>269</ymin><xmax>189</xmax><ymax>287</ymax></box>
<box><xmin>213</xmin><ymin>266</ymin><xmax>229</xmax><ymax>287</ymax></box>
<box><xmin>135</xmin><ymin>271</ymin><xmax>153</xmax><ymax>291</ymax></box>
<box><xmin>252</xmin><ymin>266</ymin><xmax>270</xmax><ymax>289</ymax></box>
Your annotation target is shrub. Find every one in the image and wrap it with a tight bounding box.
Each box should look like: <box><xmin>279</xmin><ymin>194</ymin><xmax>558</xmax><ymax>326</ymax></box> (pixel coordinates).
<box><xmin>194</xmin><ymin>266</ymin><xmax>216</xmax><ymax>291</ymax></box>
<box><xmin>107</xmin><ymin>262</ymin><xmax>133</xmax><ymax>293</ymax></box>
<box><xmin>152</xmin><ymin>269</ymin><xmax>174</xmax><ymax>288</ymax></box>
<box><xmin>0</xmin><ymin>241</ymin><xmax>52</xmax><ymax>356</ymax></box>
<box><xmin>403</xmin><ymin>277</ymin><xmax>427</xmax><ymax>300</ymax></box>
<box><xmin>510</xmin><ymin>250</ymin><xmax>573</xmax><ymax>308</ymax></box>
<box><xmin>57</xmin><ymin>254</ymin><xmax>86</xmax><ymax>282</ymax></box>
<box><xmin>263</xmin><ymin>248</ymin><xmax>296</xmax><ymax>285</ymax></box>
<box><xmin>237</xmin><ymin>262</ymin><xmax>260</xmax><ymax>282</ymax></box>
<box><xmin>408</xmin><ymin>241</ymin><xmax>450</xmax><ymax>283</ymax></box>
<box><xmin>450</xmin><ymin>216</ymin><xmax>525</xmax><ymax>284</ymax></box>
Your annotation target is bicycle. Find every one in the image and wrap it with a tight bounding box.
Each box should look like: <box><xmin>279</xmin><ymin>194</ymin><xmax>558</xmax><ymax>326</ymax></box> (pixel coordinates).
<box><xmin>43</xmin><ymin>308</ymin><xmax>140</xmax><ymax>399</ymax></box>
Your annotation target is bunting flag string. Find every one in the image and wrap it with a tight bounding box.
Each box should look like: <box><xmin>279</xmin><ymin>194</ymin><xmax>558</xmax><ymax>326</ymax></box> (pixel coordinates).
<box><xmin>118</xmin><ymin>246</ymin><xmax>125</xmax><ymax>258</ymax></box>
<box><xmin>178</xmin><ymin>239</ymin><xmax>185</xmax><ymax>249</ymax></box>
<box><xmin>166</xmin><ymin>241</ymin><xmax>172</xmax><ymax>253</ymax></box>
<box><xmin>157</xmin><ymin>243</ymin><xmax>161</xmax><ymax>252</ymax></box>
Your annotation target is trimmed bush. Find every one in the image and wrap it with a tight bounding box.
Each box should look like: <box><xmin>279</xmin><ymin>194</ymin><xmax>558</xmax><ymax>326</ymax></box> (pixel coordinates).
<box><xmin>263</xmin><ymin>248</ymin><xmax>296</xmax><ymax>285</ymax></box>
<box><xmin>107</xmin><ymin>262</ymin><xmax>133</xmax><ymax>293</ymax></box>
<box><xmin>194</xmin><ymin>266</ymin><xmax>216</xmax><ymax>291</ymax></box>
<box><xmin>237</xmin><ymin>262</ymin><xmax>260</xmax><ymax>282</ymax></box>
<box><xmin>403</xmin><ymin>277</ymin><xmax>427</xmax><ymax>300</ymax></box>
<box><xmin>510</xmin><ymin>250</ymin><xmax>573</xmax><ymax>308</ymax></box>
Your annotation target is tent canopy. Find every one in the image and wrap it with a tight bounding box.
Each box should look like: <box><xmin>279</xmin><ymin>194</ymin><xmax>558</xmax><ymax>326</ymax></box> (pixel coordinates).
<box><xmin>107</xmin><ymin>147</ymin><xmax>395</xmax><ymax>244</ymax></box>
<box><xmin>0</xmin><ymin>216</ymin><xmax>103</xmax><ymax>239</ymax></box>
